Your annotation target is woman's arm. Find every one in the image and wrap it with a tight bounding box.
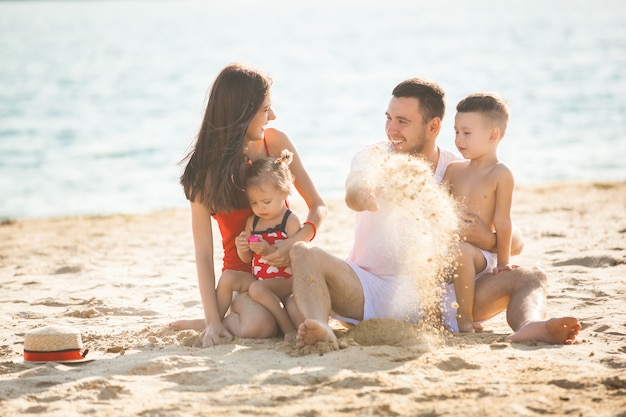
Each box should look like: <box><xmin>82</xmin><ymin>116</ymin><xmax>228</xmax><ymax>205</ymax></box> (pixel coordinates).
<box><xmin>262</xmin><ymin>129</ymin><xmax>328</xmax><ymax>264</ymax></box>
<box><xmin>190</xmin><ymin>200</ymin><xmax>233</xmax><ymax>346</ymax></box>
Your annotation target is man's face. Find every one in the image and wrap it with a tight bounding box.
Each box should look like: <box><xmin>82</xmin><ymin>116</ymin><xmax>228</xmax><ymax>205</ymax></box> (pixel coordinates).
<box><xmin>385</xmin><ymin>96</ymin><xmax>430</xmax><ymax>154</ymax></box>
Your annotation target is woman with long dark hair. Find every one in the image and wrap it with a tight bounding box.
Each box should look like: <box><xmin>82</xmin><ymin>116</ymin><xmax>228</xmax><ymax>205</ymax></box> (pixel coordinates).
<box><xmin>171</xmin><ymin>63</ymin><xmax>327</xmax><ymax>347</ymax></box>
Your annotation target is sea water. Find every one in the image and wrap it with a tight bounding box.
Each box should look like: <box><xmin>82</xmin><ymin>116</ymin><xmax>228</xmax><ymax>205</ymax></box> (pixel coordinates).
<box><xmin>1</xmin><ymin>0</ymin><xmax>625</xmax><ymax>219</ymax></box>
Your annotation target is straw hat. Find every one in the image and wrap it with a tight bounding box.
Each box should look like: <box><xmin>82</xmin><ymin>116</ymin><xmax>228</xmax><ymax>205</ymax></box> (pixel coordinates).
<box><xmin>23</xmin><ymin>325</ymin><xmax>90</xmax><ymax>363</ymax></box>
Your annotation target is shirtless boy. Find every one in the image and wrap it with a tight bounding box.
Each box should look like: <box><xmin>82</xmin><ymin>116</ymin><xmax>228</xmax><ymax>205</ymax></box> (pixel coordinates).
<box><xmin>442</xmin><ymin>92</ymin><xmax>514</xmax><ymax>333</ymax></box>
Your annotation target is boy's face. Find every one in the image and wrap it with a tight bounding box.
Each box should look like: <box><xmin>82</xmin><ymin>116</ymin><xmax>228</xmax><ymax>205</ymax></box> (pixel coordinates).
<box><xmin>385</xmin><ymin>96</ymin><xmax>433</xmax><ymax>155</ymax></box>
<box><xmin>454</xmin><ymin>112</ymin><xmax>494</xmax><ymax>159</ymax></box>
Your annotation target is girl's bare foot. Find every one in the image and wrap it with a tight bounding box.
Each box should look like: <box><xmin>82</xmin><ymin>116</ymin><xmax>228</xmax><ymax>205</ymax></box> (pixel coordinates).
<box><xmin>283</xmin><ymin>331</ymin><xmax>297</xmax><ymax>342</ymax></box>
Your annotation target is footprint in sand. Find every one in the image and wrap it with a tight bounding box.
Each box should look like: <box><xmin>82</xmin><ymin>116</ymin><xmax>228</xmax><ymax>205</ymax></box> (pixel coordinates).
<box><xmin>435</xmin><ymin>356</ymin><xmax>480</xmax><ymax>371</ymax></box>
<box><xmin>602</xmin><ymin>376</ymin><xmax>626</xmax><ymax>390</ymax></box>
<box><xmin>53</xmin><ymin>265</ymin><xmax>82</xmax><ymax>274</ymax></box>
<box><xmin>32</xmin><ymin>297</ymin><xmax>96</xmax><ymax>307</ymax></box>
<box><xmin>258</xmin><ymin>372</ymin><xmax>326</xmax><ymax>387</ymax></box>
<box><xmin>164</xmin><ymin>368</ymin><xmax>226</xmax><ymax>387</ymax></box>
<box><xmin>326</xmin><ymin>376</ymin><xmax>385</xmax><ymax>389</ymax></box>
<box><xmin>553</xmin><ymin>255</ymin><xmax>625</xmax><ymax>268</ymax></box>
<box><xmin>94</xmin><ymin>306</ymin><xmax>159</xmax><ymax>316</ymax></box>
<box><xmin>14</xmin><ymin>311</ymin><xmax>47</xmax><ymax>319</ymax></box>
<box><xmin>24</xmin><ymin>405</ymin><xmax>48</xmax><ymax>413</ymax></box>
<box><xmin>75</xmin><ymin>379</ymin><xmax>128</xmax><ymax>400</ymax></box>
<box><xmin>591</xmin><ymin>324</ymin><xmax>626</xmax><ymax>337</ymax></box>
<box><xmin>549</xmin><ymin>379</ymin><xmax>590</xmax><ymax>389</ymax></box>
<box><xmin>130</xmin><ymin>356</ymin><xmax>209</xmax><ymax>376</ymax></box>
<box><xmin>65</xmin><ymin>308</ymin><xmax>103</xmax><ymax>318</ymax></box>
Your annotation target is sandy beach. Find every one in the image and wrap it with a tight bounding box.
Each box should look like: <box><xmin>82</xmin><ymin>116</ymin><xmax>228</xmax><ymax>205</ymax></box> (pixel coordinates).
<box><xmin>1</xmin><ymin>181</ymin><xmax>625</xmax><ymax>416</ymax></box>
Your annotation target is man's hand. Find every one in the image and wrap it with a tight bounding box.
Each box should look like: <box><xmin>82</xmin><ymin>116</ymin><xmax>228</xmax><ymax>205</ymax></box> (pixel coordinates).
<box><xmin>459</xmin><ymin>212</ymin><xmax>525</xmax><ymax>256</ymax></box>
<box><xmin>459</xmin><ymin>211</ymin><xmax>497</xmax><ymax>252</ymax></box>
<box><xmin>347</xmin><ymin>186</ymin><xmax>385</xmax><ymax>212</ymax></box>
<box><xmin>261</xmin><ymin>239</ymin><xmax>290</xmax><ymax>267</ymax></box>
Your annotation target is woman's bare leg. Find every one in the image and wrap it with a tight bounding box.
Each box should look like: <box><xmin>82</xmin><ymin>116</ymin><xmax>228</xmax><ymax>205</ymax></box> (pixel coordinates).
<box><xmin>223</xmin><ymin>292</ymin><xmax>280</xmax><ymax>338</ymax></box>
<box><xmin>168</xmin><ymin>271</ymin><xmax>254</xmax><ymax>331</ymax></box>
<box><xmin>248</xmin><ymin>279</ymin><xmax>297</xmax><ymax>340</ymax></box>
<box><xmin>168</xmin><ymin>319</ymin><xmax>205</xmax><ymax>331</ymax></box>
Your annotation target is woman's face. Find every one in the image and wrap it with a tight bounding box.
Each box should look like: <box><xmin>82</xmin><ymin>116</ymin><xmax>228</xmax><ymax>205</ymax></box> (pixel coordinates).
<box><xmin>245</xmin><ymin>92</ymin><xmax>276</xmax><ymax>143</ymax></box>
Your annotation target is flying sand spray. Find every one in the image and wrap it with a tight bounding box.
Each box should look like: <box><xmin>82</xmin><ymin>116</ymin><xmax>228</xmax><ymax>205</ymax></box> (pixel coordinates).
<box><xmin>364</xmin><ymin>149</ymin><xmax>461</xmax><ymax>344</ymax></box>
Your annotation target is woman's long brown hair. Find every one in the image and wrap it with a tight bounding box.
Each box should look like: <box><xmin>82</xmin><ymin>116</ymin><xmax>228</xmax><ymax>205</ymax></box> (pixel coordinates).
<box><xmin>180</xmin><ymin>63</ymin><xmax>272</xmax><ymax>213</ymax></box>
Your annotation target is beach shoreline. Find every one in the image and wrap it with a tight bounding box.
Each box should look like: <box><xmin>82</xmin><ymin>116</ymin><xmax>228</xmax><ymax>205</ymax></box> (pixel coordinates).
<box><xmin>1</xmin><ymin>181</ymin><xmax>625</xmax><ymax>416</ymax></box>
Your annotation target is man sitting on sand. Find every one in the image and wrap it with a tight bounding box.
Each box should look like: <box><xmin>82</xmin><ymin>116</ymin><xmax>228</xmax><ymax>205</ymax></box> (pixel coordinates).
<box><xmin>287</xmin><ymin>77</ymin><xmax>581</xmax><ymax>349</ymax></box>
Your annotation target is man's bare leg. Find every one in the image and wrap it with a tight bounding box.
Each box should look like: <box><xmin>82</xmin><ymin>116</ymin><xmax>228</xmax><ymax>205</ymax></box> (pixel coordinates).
<box><xmin>297</xmin><ymin>319</ymin><xmax>337</xmax><ymax>347</ymax></box>
<box><xmin>505</xmin><ymin>317</ymin><xmax>581</xmax><ymax>344</ymax></box>
<box><xmin>289</xmin><ymin>242</ymin><xmax>364</xmax><ymax>348</ymax></box>
<box><xmin>472</xmin><ymin>266</ymin><xmax>581</xmax><ymax>345</ymax></box>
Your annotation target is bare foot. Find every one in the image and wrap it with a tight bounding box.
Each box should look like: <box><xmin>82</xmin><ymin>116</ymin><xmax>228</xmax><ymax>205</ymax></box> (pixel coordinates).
<box><xmin>283</xmin><ymin>331</ymin><xmax>297</xmax><ymax>342</ymax></box>
<box><xmin>296</xmin><ymin>319</ymin><xmax>336</xmax><ymax>348</ymax></box>
<box><xmin>505</xmin><ymin>317</ymin><xmax>581</xmax><ymax>345</ymax></box>
<box><xmin>168</xmin><ymin>319</ymin><xmax>205</xmax><ymax>331</ymax></box>
<box><xmin>457</xmin><ymin>317</ymin><xmax>476</xmax><ymax>333</ymax></box>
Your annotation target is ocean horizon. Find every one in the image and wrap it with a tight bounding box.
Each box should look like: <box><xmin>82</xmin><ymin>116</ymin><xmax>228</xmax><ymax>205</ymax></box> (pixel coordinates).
<box><xmin>1</xmin><ymin>0</ymin><xmax>625</xmax><ymax>219</ymax></box>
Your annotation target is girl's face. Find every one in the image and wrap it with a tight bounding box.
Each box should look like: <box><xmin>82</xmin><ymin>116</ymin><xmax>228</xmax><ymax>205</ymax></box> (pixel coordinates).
<box><xmin>246</xmin><ymin>184</ymin><xmax>286</xmax><ymax>220</ymax></box>
<box><xmin>245</xmin><ymin>93</ymin><xmax>276</xmax><ymax>144</ymax></box>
